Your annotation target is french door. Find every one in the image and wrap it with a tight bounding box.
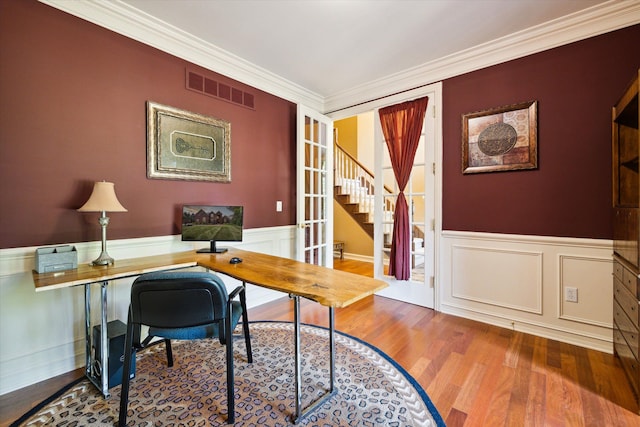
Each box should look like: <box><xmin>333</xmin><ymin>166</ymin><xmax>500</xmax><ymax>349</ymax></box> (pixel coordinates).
<box><xmin>373</xmin><ymin>85</ymin><xmax>441</xmax><ymax>309</ymax></box>
<box><xmin>296</xmin><ymin>105</ymin><xmax>333</xmax><ymax>267</ymax></box>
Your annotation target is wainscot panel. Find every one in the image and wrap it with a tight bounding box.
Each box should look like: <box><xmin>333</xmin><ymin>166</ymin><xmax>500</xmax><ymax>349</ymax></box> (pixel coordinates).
<box><xmin>440</xmin><ymin>231</ymin><xmax>613</xmax><ymax>353</ymax></box>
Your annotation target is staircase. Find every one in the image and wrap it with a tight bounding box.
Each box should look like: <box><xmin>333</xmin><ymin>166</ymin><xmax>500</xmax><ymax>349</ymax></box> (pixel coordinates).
<box><xmin>334</xmin><ymin>143</ymin><xmax>394</xmax><ymax>241</ymax></box>
<box><xmin>334</xmin><ymin>143</ymin><xmax>428</xmax><ymax>272</ymax></box>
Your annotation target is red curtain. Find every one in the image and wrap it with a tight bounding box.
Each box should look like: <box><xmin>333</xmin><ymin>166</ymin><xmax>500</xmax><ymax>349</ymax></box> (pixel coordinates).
<box><xmin>379</xmin><ymin>96</ymin><xmax>429</xmax><ymax>280</ymax></box>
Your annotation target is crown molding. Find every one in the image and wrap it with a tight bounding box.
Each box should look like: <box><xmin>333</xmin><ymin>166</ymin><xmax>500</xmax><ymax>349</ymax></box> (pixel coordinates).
<box><xmin>40</xmin><ymin>0</ymin><xmax>639</xmax><ymax>114</ymax></box>
<box><xmin>39</xmin><ymin>0</ymin><xmax>325</xmax><ymax>111</ymax></box>
<box><xmin>324</xmin><ymin>0</ymin><xmax>640</xmax><ymax>113</ymax></box>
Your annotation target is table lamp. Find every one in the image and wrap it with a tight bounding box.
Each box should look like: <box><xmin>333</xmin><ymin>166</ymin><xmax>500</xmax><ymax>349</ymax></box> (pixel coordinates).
<box><xmin>78</xmin><ymin>181</ymin><xmax>127</xmax><ymax>266</ymax></box>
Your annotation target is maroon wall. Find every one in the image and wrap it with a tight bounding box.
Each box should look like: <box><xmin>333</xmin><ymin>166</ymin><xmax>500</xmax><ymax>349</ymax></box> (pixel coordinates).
<box><xmin>443</xmin><ymin>24</ymin><xmax>640</xmax><ymax>239</ymax></box>
<box><xmin>2</xmin><ymin>2</ymin><xmax>639</xmax><ymax>250</ymax></box>
<box><xmin>0</xmin><ymin>1</ymin><xmax>296</xmax><ymax>249</ymax></box>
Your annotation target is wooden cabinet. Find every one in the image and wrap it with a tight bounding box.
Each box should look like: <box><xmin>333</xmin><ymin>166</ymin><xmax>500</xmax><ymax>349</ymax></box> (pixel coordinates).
<box><xmin>613</xmin><ymin>70</ymin><xmax>639</xmax><ymax>406</ymax></box>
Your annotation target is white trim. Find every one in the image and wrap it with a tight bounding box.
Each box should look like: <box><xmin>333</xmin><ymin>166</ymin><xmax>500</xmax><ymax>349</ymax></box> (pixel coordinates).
<box><xmin>39</xmin><ymin>0</ymin><xmax>640</xmax><ymax>114</ymax></box>
<box><xmin>442</xmin><ymin>229</ymin><xmax>613</xmax><ymax>249</ymax></box>
<box><xmin>342</xmin><ymin>252</ymin><xmax>374</xmax><ymax>263</ymax></box>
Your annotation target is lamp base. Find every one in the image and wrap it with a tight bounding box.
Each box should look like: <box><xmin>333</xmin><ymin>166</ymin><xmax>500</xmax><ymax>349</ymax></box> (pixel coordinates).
<box><xmin>90</xmin><ymin>212</ymin><xmax>115</xmax><ymax>266</ymax></box>
<box><xmin>91</xmin><ymin>251</ymin><xmax>115</xmax><ymax>266</ymax></box>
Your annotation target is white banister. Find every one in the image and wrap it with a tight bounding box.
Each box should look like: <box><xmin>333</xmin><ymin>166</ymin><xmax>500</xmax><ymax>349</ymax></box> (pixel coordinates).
<box><xmin>334</xmin><ymin>143</ymin><xmax>394</xmax><ymax>237</ymax></box>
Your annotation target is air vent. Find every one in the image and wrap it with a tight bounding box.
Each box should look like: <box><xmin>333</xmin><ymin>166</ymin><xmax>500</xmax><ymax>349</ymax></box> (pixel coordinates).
<box><xmin>204</xmin><ymin>78</ymin><xmax>217</xmax><ymax>97</ymax></box>
<box><xmin>243</xmin><ymin>93</ymin><xmax>254</xmax><ymax>109</ymax></box>
<box><xmin>188</xmin><ymin>72</ymin><xmax>203</xmax><ymax>92</ymax></box>
<box><xmin>219</xmin><ymin>83</ymin><xmax>231</xmax><ymax>100</ymax></box>
<box><xmin>186</xmin><ymin>69</ymin><xmax>255</xmax><ymax>110</ymax></box>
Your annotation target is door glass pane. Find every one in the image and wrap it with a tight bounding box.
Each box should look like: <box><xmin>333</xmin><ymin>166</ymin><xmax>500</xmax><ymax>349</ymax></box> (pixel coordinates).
<box><xmin>410</xmin><ymin>165</ymin><xmax>425</xmax><ymax>193</ymax></box>
<box><xmin>319</xmin><ymin>222</ymin><xmax>325</xmax><ymax>245</ymax></box>
<box><xmin>312</xmin><ymin>222</ymin><xmax>318</xmax><ymax>244</ymax></box>
<box><xmin>316</xmin><ymin>171</ymin><xmax>322</xmax><ymax>194</ymax></box>
<box><xmin>305</xmin><ymin>116</ymin><xmax>311</xmax><ymax>141</ymax></box>
<box><xmin>305</xmin><ymin>143</ymin><xmax>311</xmax><ymax>167</ymax></box>
<box><xmin>411</xmin><ymin>195</ymin><xmax>425</xmax><ymax>225</ymax></box>
<box><xmin>304</xmin><ymin>170</ymin><xmax>310</xmax><ymax>194</ymax></box>
<box><xmin>318</xmin><ymin>145</ymin><xmax>323</xmax><ymax>170</ymax></box>
<box><xmin>382</xmin><ymin>168</ymin><xmax>396</xmax><ymax>190</ymax></box>
<box><xmin>320</xmin><ymin>123</ymin><xmax>327</xmax><ymax>146</ymax></box>
<box><xmin>313</xmin><ymin>119</ymin><xmax>319</xmax><ymax>143</ymax></box>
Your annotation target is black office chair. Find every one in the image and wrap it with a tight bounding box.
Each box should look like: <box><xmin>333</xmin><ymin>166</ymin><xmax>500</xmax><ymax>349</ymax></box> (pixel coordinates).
<box><xmin>118</xmin><ymin>271</ymin><xmax>252</xmax><ymax>426</ymax></box>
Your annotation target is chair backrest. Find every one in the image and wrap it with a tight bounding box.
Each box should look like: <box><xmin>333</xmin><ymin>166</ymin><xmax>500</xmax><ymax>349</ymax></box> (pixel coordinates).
<box><xmin>130</xmin><ymin>271</ymin><xmax>229</xmax><ymax>329</ymax></box>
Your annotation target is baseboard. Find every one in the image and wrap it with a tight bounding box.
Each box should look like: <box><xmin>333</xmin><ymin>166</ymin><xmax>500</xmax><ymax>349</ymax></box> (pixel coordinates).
<box><xmin>342</xmin><ymin>252</ymin><xmax>373</xmax><ymax>263</ymax></box>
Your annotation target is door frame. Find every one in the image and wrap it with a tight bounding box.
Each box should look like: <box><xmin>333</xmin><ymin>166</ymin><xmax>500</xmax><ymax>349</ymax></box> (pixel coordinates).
<box><xmin>327</xmin><ymin>82</ymin><xmax>442</xmax><ymax>310</ymax></box>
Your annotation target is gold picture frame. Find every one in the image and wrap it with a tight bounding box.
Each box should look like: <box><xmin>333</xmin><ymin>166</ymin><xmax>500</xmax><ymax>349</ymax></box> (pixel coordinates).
<box><xmin>462</xmin><ymin>100</ymin><xmax>537</xmax><ymax>174</ymax></box>
<box><xmin>147</xmin><ymin>101</ymin><xmax>231</xmax><ymax>182</ymax></box>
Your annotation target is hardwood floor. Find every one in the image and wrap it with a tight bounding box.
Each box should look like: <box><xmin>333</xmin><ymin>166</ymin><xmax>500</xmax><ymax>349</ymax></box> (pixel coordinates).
<box><xmin>2</xmin><ymin>259</ymin><xmax>638</xmax><ymax>426</ymax></box>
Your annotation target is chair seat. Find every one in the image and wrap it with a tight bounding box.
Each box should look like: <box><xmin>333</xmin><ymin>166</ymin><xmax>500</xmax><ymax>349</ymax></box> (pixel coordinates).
<box><xmin>149</xmin><ymin>301</ymin><xmax>243</xmax><ymax>340</ymax></box>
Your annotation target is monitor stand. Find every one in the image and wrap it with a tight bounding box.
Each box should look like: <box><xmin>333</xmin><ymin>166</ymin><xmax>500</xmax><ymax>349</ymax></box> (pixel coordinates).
<box><xmin>197</xmin><ymin>240</ymin><xmax>228</xmax><ymax>254</ymax></box>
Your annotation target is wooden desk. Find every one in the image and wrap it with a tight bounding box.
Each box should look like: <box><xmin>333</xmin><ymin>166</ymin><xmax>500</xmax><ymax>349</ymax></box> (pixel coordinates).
<box><xmin>33</xmin><ymin>249</ymin><xmax>382</xmax><ymax>307</ymax></box>
<box><xmin>33</xmin><ymin>248</ymin><xmax>387</xmax><ymax>422</ymax></box>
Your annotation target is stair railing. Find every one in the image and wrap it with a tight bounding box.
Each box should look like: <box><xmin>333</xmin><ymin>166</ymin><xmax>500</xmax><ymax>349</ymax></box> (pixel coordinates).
<box><xmin>334</xmin><ymin>142</ymin><xmax>395</xmax><ymax>229</ymax></box>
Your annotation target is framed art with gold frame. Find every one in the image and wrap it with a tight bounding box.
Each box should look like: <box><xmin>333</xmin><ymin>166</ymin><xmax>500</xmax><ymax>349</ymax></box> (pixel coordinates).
<box><xmin>147</xmin><ymin>101</ymin><xmax>231</xmax><ymax>182</ymax></box>
<box><xmin>462</xmin><ymin>100</ymin><xmax>537</xmax><ymax>174</ymax></box>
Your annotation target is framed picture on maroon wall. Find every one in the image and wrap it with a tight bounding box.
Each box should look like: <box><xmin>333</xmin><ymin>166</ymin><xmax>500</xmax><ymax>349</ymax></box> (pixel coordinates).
<box><xmin>147</xmin><ymin>101</ymin><xmax>231</xmax><ymax>182</ymax></box>
<box><xmin>462</xmin><ymin>100</ymin><xmax>538</xmax><ymax>174</ymax></box>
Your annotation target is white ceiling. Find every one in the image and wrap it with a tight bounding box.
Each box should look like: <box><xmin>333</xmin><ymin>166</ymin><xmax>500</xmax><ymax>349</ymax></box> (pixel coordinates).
<box><xmin>119</xmin><ymin>0</ymin><xmax>607</xmax><ymax>97</ymax></box>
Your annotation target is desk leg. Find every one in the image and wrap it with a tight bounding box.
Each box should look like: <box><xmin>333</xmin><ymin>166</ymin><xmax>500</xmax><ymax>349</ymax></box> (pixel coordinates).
<box><xmin>84</xmin><ymin>281</ymin><xmax>110</xmax><ymax>398</ymax></box>
<box><xmin>329</xmin><ymin>306</ymin><xmax>335</xmax><ymax>393</ymax></box>
<box><xmin>293</xmin><ymin>296</ymin><xmax>302</xmax><ymax>421</ymax></box>
<box><xmin>292</xmin><ymin>297</ymin><xmax>337</xmax><ymax>424</ymax></box>
<box><xmin>84</xmin><ymin>284</ymin><xmax>91</xmax><ymax>381</ymax></box>
<box><xmin>100</xmin><ymin>281</ymin><xmax>109</xmax><ymax>396</ymax></box>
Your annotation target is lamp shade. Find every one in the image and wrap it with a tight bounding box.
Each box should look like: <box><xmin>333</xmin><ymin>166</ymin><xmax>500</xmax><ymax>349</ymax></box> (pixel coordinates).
<box><xmin>77</xmin><ymin>181</ymin><xmax>127</xmax><ymax>212</ymax></box>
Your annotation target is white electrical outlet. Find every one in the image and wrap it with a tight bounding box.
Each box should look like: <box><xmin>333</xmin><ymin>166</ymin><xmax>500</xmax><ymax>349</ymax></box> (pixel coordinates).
<box><xmin>565</xmin><ymin>287</ymin><xmax>578</xmax><ymax>303</ymax></box>
<box><xmin>276</xmin><ymin>200</ymin><xmax>283</xmax><ymax>212</ymax></box>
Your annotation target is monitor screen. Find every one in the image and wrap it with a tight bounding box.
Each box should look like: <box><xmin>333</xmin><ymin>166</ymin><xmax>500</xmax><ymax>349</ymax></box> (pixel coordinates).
<box><xmin>181</xmin><ymin>205</ymin><xmax>243</xmax><ymax>253</ymax></box>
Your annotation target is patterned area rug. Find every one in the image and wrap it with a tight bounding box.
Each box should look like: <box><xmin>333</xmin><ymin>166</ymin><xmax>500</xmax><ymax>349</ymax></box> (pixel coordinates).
<box><xmin>12</xmin><ymin>322</ymin><xmax>445</xmax><ymax>426</ymax></box>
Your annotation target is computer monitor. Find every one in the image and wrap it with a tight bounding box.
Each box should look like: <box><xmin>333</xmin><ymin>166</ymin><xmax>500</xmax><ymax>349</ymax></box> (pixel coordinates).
<box><xmin>181</xmin><ymin>205</ymin><xmax>243</xmax><ymax>253</ymax></box>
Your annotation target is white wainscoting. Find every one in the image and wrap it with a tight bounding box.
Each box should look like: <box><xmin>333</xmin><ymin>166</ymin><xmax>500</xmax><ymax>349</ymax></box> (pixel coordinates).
<box><xmin>440</xmin><ymin>231</ymin><xmax>613</xmax><ymax>354</ymax></box>
<box><xmin>0</xmin><ymin>226</ymin><xmax>295</xmax><ymax>395</ymax></box>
